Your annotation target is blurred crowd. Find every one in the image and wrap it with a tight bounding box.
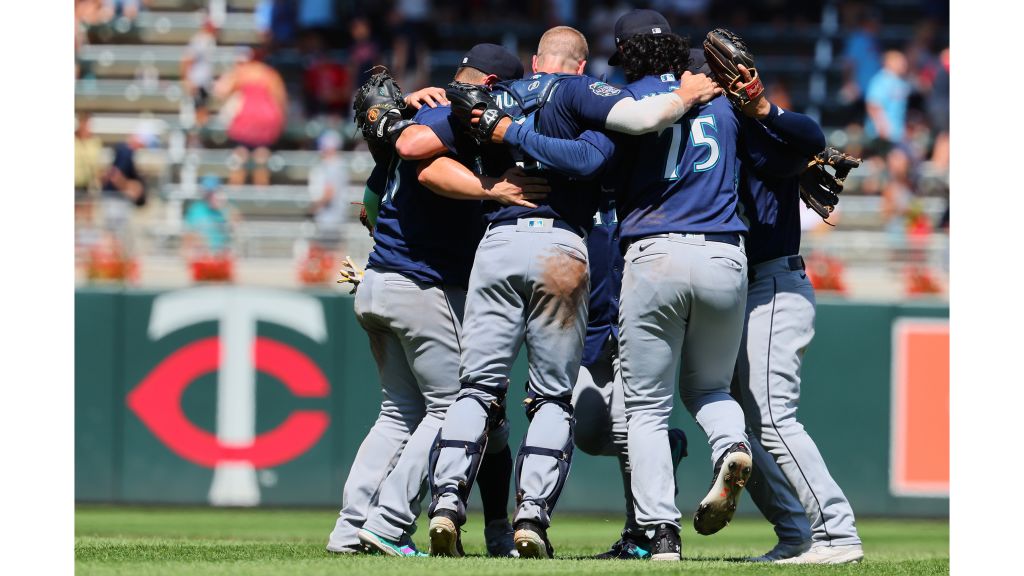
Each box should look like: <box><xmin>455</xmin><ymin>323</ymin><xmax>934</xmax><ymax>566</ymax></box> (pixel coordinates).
<box><xmin>73</xmin><ymin>0</ymin><xmax>950</xmax><ymax>293</ymax></box>
<box><xmin>832</xmin><ymin>3</ymin><xmax>950</xmax><ymax>239</ymax></box>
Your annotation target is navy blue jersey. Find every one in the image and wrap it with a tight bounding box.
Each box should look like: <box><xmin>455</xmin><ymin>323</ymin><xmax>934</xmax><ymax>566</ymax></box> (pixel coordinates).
<box><xmin>738</xmin><ymin>116</ymin><xmax>810</xmax><ymax>265</ymax></box>
<box><xmin>582</xmin><ymin>192</ymin><xmax>623</xmax><ymax>367</ymax></box>
<box><xmin>488</xmin><ymin>74</ymin><xmax>625</xmax><ymax>232</ymax></box>
<box><xmin>366</xmin><ymin>105</ymin><xmax>485</xmax><ymax>287</ymax></box>
<box><xmin>617</xmin><ymin>77</ymin><xmax>746</xmax><ymax>241</ymax></box>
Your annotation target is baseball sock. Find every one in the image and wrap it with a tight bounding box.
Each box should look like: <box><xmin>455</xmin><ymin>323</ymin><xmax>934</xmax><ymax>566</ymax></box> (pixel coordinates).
<box><xmin>477</xmin><ymin>445</ymin><xmax>513</xmax><ymax>523</ymax></box>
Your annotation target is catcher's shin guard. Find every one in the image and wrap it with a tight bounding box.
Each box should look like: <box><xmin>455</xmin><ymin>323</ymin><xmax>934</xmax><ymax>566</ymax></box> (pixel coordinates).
<box><xmin>514</xmin><ymin>386</ymin><xmax>575</xmax><ymax>525</ymax></box>
<box><xmin>427</xmin><ymin>428</ymin><xmax>486</xmax><ymax>525</ymax></box>
<box><xmin>426</xmin><ymin>383</ymin><xmax>507</xmax><ymax>523</ymax></box>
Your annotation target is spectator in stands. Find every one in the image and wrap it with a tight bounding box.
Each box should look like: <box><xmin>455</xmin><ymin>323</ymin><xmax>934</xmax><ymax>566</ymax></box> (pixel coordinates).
<box><xmin>181</xmin><ymin>16</ymin><xmax>219</xmax><ymax>138</ymax></box>
<box><xmin>75</xmin><ymin>113</ymin><xmax>104</xmax><ymax>205</ymax></box>
<box><xmin>307</xmin><ymin>130</ymin><xmax>348</xmax><ymax>248</ymax></box>
<box><xmin>183</xmin><ymin>175</ymin><xmax>238</xmax><ymax>257</ymax></box>
<box><xmin>930</xmin><ymin>130</ymin><xmax>949</xmax><ymax>171</ymax></box>
<box><xmin>881</xmin><ymin>147</ymin><xmax>915</xmax><ymax>239</ymax></box>
<box><xmin>389</xmin><ymin>1</ymin><xmax>433</xmax><ymax>89</ymax></box>
<box><xmin>76</xmin><ymin>0</ymin><xmax>108</xmax><ymax>26</ymax></box>
<box><xmin>215</xmin><ymin>48</ymin><xmax>288</xmax><ymax>186</ymax></box>
<box><xmin>103</xmin><ymin>0</ymin><xmax>142</xmax><ymax>22</ymax></box>
<box><xmin>866</xmin><ymin>50</ymin><xmax>911</xmax><ymax>148</ymax></box>
<box><xmin>257</xmin><ymin>0</ymin><xmax>299</xmax><ymax>50</ymax></box>
<box><xmin>302</xmin><ymin>36</ymin><xmax>351</xmax><ymax>119</ymax></box>
<box><xmin>905</xmin><ymin>21</ymin><xmax>940</xmax><ymax>94</ymax></box>
<box><xmin>650</xmin><ymin>0</ymin><xmax>710</xmax><ymax>28</ymax></box>
<box><xmin>585</xmin><ymin>0</ymin><xmax>631</xmax><ymax>82</ymax></box>
<box><xmin>100</xmin><ymin>126</ymin><xmax>153</xmax><ymax>240</ymax></box>
<box><xmin>840</xmin><ymin>5</ymin><xmax>882</xmax><ymax>99</ymax></box>
<box><xmin>297</xmin><ymin>0</ymin><xmax>339</xmax><ymax>46</ymax></box>
<box><xmin>927</xmin><ymin>48</ymin><xmax>950</xmax><ymax>134</ymax></box>
<box><xmin>349</xmin><ymin>16</ymin><xmax>380</xmax><ymax>88</ymax></box>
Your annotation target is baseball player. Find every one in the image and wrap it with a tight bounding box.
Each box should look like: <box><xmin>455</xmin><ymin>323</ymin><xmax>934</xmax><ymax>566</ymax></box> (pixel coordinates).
<box><xmin>603</xmin><ymin>10</ymin><xmax>815</xmax><ymax>561</ymax></box>
<box><xmin>427</xmin><ymin>26</ymin><xmax>721</xmax><ymax>559</ymax></box>
<box><xmin>572</xmin><ymin>191</ymin><xmax>689</xmax><ymax>560</ymax></box>
<box><xmin>326</xmin><ymin>47</ymin><xmax>538</xmax><ymax>558</ymax></box>
<box><xmin>709</xmin><ymin>35</ymin><xmax>865</xmax><ymax>564</ymax></box>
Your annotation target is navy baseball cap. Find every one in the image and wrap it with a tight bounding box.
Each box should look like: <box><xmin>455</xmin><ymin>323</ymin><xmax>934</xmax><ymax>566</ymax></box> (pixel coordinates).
<box><xmin>688</xmin><ymin>48</ymin><xmax>710</xmax><ymax>74</ymax></box>
<box><xmin>609</xmin><ymin>9</ymin><xmax>672</xmax><ymax>66</ymax></box>
<box><xmin>459</xmin><ymin>43</ymin><xmax>525</xmax><ymax>81</ymax></box>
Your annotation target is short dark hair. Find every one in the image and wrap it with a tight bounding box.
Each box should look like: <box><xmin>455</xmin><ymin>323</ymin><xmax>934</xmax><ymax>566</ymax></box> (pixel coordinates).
<box><xmin>621</xmin><ymin>33</ymin><xmax>691</xmax><ymax>83</ymax></box>
<box><xmin>454</xmin><ymin>66</ymin><xmax>488</xmax><ymax>83</ymax></box>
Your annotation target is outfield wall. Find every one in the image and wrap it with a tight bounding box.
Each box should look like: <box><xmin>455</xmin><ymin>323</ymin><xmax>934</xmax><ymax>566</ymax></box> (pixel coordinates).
<box><xmin>75</xmin><ymin>287</ymin><xmax>949</xmax><ymax>517</ymax></box>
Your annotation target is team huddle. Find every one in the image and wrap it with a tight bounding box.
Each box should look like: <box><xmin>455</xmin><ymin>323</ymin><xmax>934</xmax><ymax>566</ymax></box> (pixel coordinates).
<box><xmin>327</xmin><ymin>8</ymin><xmax>864</xmax><ymax>564</ymax></box>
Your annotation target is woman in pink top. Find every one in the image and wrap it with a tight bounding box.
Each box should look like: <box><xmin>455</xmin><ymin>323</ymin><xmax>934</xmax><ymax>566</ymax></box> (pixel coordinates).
<box><xmin>215</xmin><ymin>49</ymin><xmax>288</xmax><ymax>186</ymax></box>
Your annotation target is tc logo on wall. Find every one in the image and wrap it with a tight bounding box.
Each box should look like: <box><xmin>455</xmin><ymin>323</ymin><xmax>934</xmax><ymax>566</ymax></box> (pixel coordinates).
<box><xmin>127</xmin><ymin>287</ymin><xmax>330</xmax><ymax>506</ymax></box>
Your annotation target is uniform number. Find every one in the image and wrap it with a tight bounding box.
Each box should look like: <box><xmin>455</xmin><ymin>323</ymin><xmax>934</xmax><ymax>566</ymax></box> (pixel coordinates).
<box><xmin>662</xmin><ymin>115</ymin><xmax>720</xmax><ymax>179</ymax></box>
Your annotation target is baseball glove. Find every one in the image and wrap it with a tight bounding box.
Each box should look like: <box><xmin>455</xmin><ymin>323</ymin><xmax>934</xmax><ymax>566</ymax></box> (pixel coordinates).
<box><xmin>336</xmin><ymin>256</ymin><xmax>365</xmax><ymax>294</ymax></box>
<box><xmin>445</xmin><ymin>81</ymin><xmax>509</xmax><ymax>145</ymax></box>
<box><xmin>798</xmin><ymin>147</ymin><xmax>862</xmax><ymax>222</ymax></box>
<box><xmin>353</xmin><ymin>66</ymin><xmax>415</xmax><ymax>163</ymax></box>
<box><xmin>703</xmin><ymin>28</ymin><xmax>764</xmax><ymax>108</ymax></box>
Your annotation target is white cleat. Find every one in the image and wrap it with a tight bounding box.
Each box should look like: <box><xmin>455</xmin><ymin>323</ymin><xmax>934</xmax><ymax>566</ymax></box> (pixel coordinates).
<box><xmin>775</xmin><ymin>544</ymin><xmax>864</xmax><ymax>564</ymax></box>
<box><xmin>746</xmin><ymin>540</ymin><xmax>811</xmax><ymax>562</ymax></box>
<box><xmin>693</xmin><ymin>442</ymin><xmax>753</xmax><ymax>536</ymax></box>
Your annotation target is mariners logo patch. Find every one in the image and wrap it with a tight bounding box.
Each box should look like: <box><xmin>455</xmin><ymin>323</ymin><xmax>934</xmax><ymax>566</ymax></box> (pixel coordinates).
<box><xmin>589</xmin><ymin>82</ymin><xmax>622</xmax><ymax>97</ymax></box>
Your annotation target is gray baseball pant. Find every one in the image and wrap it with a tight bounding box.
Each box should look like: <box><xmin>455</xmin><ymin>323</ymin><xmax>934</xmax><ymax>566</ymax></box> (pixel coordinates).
<box><xmin>571</xmin><ymin>336</ymin><xmax>639</xmax><ymax>534</ymax></box>
<box><xmin>328</xmin><ymin>269</ymin><xmax>509</xmax><ymax>549</ymax></box>
<box><xmin>619</xmin><ymin>233</ymin><xmax>749</xmax><ymax>531</ymax></box>
<box><xmin>745</xmin><ymin>434</ymin><xmax>812</xmax><ymax>545</ymax></box>
<box><xmin>736</xmin><ymin>256</ymin><xmax>861</xmax><ymax>547</ymax></box>
<box><xmin>432</xmin><ymin>220</ymin><xmax>589</xmax><ymax>527</ymax></box>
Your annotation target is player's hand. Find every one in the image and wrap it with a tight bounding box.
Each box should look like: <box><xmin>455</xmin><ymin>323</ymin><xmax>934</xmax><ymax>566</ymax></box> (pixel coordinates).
<box><xmin>674</xmin><ymin>71</ymin><xmax>722</xmax><ymax>109</ymax></box>
<box><xmin>470</xmin><ymin>109</ymin><xmax>512</xmax><ymax>143</ymax></box>
<box><xmin>736</xmin><ymin>64</ymin><xmax>771</xmax><ymax>119</ymax></box>
<box><xmin>336</xmin><ymin>256</ymin><xmax>365</xmax><ymax>294</ymax></box>
<box><xmin>404</xmin><ymin>87</ymin><xmax>449</xmax><ymax>109</ymax></box>
<box><xmin>486</xmin><ymin>167</ymin><xmax>550</xmax><ymax>209</ymax></box>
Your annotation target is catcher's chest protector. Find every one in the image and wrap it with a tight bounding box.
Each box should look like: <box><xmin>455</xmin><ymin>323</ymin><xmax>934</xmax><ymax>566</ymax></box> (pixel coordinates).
<box><xmin>494</xmin><ymin>73</ymin><xmax>575</xmax><ymax>129</ymax></box>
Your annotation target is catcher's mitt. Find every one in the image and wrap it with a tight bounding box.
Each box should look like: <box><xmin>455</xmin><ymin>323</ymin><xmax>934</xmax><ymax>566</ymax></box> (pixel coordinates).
<box><xmin>445</xmin><ymin>81</ymin><xmax>509</xmax><ymax>145</ymax></box>
<box><xmin>799</xmin><ymin>147</ymin><xmax>862</xmax><ymax>222</ymax></box>
<box><xmin>353</xmin><ymin>66</ymin><xmax>415</xmax><ymax>162</ymax></box>
<box><xmin>703</xmin><ymin>28</ymin><xmax>764</xmax><ymax>108</ymax></box>
<box><xmin>336</xmin><ymin>256</ymin><xmax>365</xmax><ymax>294</ymax></box>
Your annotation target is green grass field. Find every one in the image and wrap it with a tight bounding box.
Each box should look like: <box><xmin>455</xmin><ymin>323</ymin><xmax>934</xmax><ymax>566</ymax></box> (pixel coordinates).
<box><xmin>76</xmin><ymin>506</ymin><xmax>948</xmax><ymax>575</ymax></box>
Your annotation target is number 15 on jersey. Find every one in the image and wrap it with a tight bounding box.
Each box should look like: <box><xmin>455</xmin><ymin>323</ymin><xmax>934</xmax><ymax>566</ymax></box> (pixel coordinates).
<box><xmin>663</xmin><ymin>115</ymin><xmax>720</xmax><ymax>179</ymax></box>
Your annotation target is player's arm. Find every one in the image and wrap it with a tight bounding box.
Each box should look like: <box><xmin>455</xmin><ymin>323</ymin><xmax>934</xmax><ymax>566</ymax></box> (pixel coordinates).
<box><xmin>558</xmin><ymin>73</ymin><xmax>720</xmax><ymax>136</ymax></box>
<box><xmin>734</xmin><ymin>65</ymin><xmax>825</xmax><ymax>157</ymax></box>
<box><xmin>491</xmin><ymin>121</ymin><xmax>615</xmax><ymax>179</ymax></box>
<box><xmin>361</xmin><ymin>185</ymin><xmax>381</xmax><ymax>228</ymax></box>
<box><xmin>358</xmin><ymin>162</ymin><xmax>390</xmax><ymax>233</ymax></box>
<box><xmin>603</xmin><ymin>72</ymin><xmax>722</xmax><ymax>135</ymax></box>
<box><xmin>394</xmin><ymin>125</ymin><xmax>448</xmax><ymax>160</ymax></box>
<box><xmin>741</xmin><ymin>118</ymin><xmax>809</xmax><ymax>179</ymax></box>
<box><xmin>417</xmin><ymin>156</ymin><xmax>549</xmax><ymax>208</ymax></box>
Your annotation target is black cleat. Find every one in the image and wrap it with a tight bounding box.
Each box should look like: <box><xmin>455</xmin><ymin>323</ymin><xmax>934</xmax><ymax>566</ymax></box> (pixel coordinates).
<box><xmin>693</xmin><ymin>442</ymin><xmax>752</xmax><ymax>536</ymax></box>
<box><xmin>428</xmin><ymin>509</ymin><xmax>465</xmax><ymax>557</ymax></box>
<box><xmin>513</xmin><ymin>519</ymin><xmax>555</xmax><ymax>559</ymax></box>
<box><xmin>592</xmin><ymin>533</ymin><xmax>653</xmax><ymax>560</ymax></box>
<box><xmin>650</xmin><ymin>523</ymin><xmax>681</xmax><ymax>561</ymax></box>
